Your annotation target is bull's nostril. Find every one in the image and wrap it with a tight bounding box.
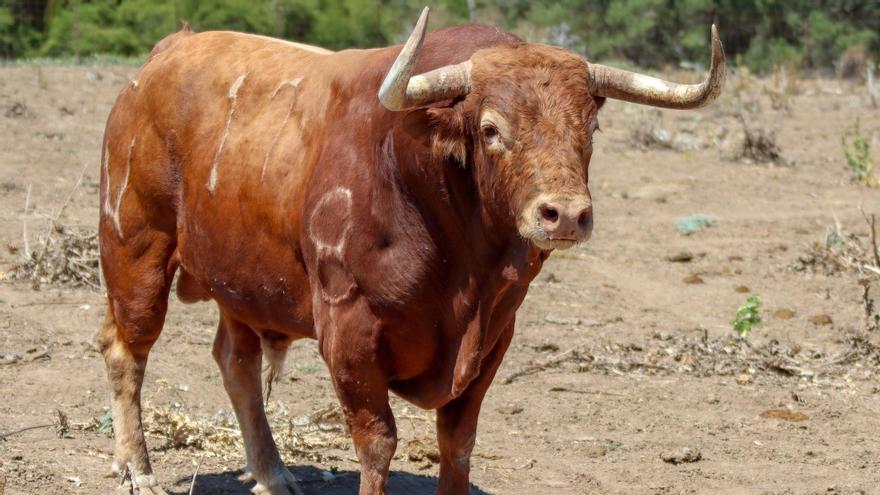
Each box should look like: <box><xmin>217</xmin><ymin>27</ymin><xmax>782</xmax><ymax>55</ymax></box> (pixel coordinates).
<box><xmin>540</xmin><ymin>205</ymin><xmax>559</xmax><ymax>224</ymax></box>
<box><xmin>578</xmin><ymin>211</ymin><xmax>591</xmax><ymax>230</ymax></box>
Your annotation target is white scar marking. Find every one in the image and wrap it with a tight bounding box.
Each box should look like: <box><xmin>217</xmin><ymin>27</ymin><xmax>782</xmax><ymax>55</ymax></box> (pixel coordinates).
<box><xmin>101</xmin><ymin>143</ymin><xmax>111</xmax><ymax>214</ymax></box>
<box><xmin>111</xmin><ymin>138</ymin><xmax>135</xmax><ymax>238</ymax></box>
<box><xmin>207</xmin><ymin>73</ymin><xmax>247</xmax><ymax>193</ymax></box>
<box><xmin>262</xmin><ymin>77</ymin><xmax>303</xmax><ymax>180</ymax></box>
<box><xmin>270</xmin><ymin>78</ymin><xmax>302</xmax><ymax>99</ymax></box>
<box><xmin>129</xmin><ymin>79</ymin><xmax>139</xmax><ymax>90</ymax></box>
<box><xmin>309</xmin><ymin>187</ymin><xmax>353</xmax><ymax>257</ymax></box>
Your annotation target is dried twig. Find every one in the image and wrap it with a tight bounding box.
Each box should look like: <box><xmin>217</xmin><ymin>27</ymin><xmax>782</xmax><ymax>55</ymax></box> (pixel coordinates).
<box><xmin>22</xmin><ymin>184</ymin><xmax>31</xmax><ymax>258</ymax></box>
<box><xmin>861</xmin><ymin>208</ymin><xmax>880</xmax><ymax>269</ymax></box>
<box><xmin>0</xmin><ymin>423</ymin><xmax>54</xmax><ymax>440</ymax></box>
<box><xmin>32</xmin><ymin>162</ymin><xmax>89</xmax><ymax>277</ymax></box>
<box><xmin>502</xmin><ymin>348</ymin><xmax>580</xmax><ymax>384</ymax></box>
<box><xmin>188</xmin><ymin>454</ymin><xmax>206</xmax><ymax>495</ymax></box>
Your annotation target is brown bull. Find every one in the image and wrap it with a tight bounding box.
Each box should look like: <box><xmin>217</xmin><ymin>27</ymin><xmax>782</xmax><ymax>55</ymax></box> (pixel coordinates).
<box><xmin>99</xmin><ymin>8</ymin><xmax>724</xmax><ymax>494</ymax></box>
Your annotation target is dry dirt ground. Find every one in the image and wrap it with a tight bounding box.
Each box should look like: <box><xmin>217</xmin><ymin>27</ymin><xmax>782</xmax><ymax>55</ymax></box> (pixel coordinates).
<box><xmin>1</xmin><ymin>65</ymin><xmax>879</xmax><ymax>495</ymax></box>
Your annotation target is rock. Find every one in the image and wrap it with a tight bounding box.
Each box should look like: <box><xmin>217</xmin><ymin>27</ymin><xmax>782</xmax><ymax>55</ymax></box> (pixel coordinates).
<box><xmin>661</xmin><ymin>447</ymin><xmax>702</xmax><ymax>464</ymax></box>
<box><xmin>0</xmin><ymin>353</ymin><xmax>22</xmax><ymax>365</ymax></box>
<box><xmin>545</xmin><ymin>314</ymin><xmax>580</xmax><ymax>326</ymax></box>
<box><xmin>773</xmin><ymin>308</ymin><xmax>796</xmax><ymax>319</ymax></box>
<box><xmin>665</xmin><ymin>251</ymin><xmax>694</xmax><ymax>263</ymax></box>
<box><xmin>630</xmin><ymin>183</ymin><xmax>682</xmax><ymax>202</ymax></box>
<box><xmin>759</xmin><ymin>409</ymin><xmax>809</xmax><ymax>422</ymax></box>
<box><xmin>24</xmin><ymin>348</ymin><xmax>49</xmax><ymax>362</ymax></box>
<box><xmin>404</xmin><ymin>438</ymin><xmax>440</xmax><ymax>464</ymax></box>
<box><xmin>735</xmin><ymin>285</ymin><xmax>750</xmax><ymax>293</ymax></box>
<box><xmin>682</xmin><ymin>274</ymin><xmax>704</xmax><ymax>284</ymax></box>
<box><xmin>496</xmin><ymin>405</ymin><xmax>523</xmax><ymax>415</ymax></box>
<box><xmin>5</xmin><ymin>102</ymin><xmax>27</xmax><ymax>118</ymax></box>
<box><xmin>585</xmin><ymin>444</ymin><xmax>607</xmax><ymax>458</ymax></box>
<box><xmin>675</xmin><ymin>214</ymin><xmax>717</xmax><ymax>235</ymax></box>
<box><xmin>809</xmin><ymin>314</ymin><xmax>833</xmax><ymax>326</ymax></box>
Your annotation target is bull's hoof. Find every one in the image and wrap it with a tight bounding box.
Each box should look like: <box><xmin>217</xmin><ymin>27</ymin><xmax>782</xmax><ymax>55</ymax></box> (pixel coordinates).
<box><xmin>250</xmin><ymin>467</ymin><xmax>304</xmax><ymax>495</ymax></box>
<box><xmin>110</xmin><ymin>462</ymin><xmax>168</xmax><ymax>495</ymax></box>
<box><xmin>115</xmin><ymin>474</ymin><xmax>169</xmax><ymax>495</ymax></box>
<box><xmin>238</xmin><ymin>468</ymin><xmax>255</xmax><ymax>482</ymax></box>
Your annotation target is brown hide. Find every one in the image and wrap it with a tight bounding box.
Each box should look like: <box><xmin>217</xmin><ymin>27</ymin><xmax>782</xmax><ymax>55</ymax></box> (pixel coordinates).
<box><xmin>101</xmin><ymin>24</ymin><xmax>544</xmax><ymax>407</ymax></box>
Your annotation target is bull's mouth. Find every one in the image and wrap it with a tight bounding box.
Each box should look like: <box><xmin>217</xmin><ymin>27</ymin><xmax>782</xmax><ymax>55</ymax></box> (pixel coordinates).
<box><xmin>526</xmin><ymin>235</ymin><xmax>581</xmax><ymax>251</ymax></box>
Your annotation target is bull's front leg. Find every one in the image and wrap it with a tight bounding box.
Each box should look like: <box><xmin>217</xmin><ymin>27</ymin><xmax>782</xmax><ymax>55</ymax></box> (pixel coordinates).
<box><xmin>436</xmin><ymin>324</ymin><xmax>515</xmax><ymax>495</ymax></box>
<box><xmin>321</xmin><ymin>304</ymin><xmax>397</xmax><ymax>495</ymax></box>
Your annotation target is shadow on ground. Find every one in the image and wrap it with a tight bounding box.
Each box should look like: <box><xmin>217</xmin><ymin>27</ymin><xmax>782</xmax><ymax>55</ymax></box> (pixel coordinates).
<box><xmin>170</xmin><ymin>465</ymin><xmax>492</xmax><ymax>494</ymax></box>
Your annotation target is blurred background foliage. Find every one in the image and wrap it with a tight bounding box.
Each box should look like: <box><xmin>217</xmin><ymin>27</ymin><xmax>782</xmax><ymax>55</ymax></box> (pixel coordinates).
<box><xmin>0</xmin><ymin>0</ymin><xmax>877</xmax><ymax>74</ymax></box>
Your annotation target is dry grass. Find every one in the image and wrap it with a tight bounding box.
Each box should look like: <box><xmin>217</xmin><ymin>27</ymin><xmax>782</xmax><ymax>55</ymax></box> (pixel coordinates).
<box><xmin>791</xmin><ymin>219</ymin><xmax>878</xmax><ymax>278</ymax></box>
<box><xmin>11</xmin><ymin>225</ymin><xmax>101</xmax><ymax>290</ymax></box>
<box><xmin>731</xmin><ymin>111</ymin><xmax>785</xmax><ymax>164</ymax></box>
<box><xmin>141</xmin><ymin>402</ymin><xmax>352</xmax><ymax>462</ymax></box>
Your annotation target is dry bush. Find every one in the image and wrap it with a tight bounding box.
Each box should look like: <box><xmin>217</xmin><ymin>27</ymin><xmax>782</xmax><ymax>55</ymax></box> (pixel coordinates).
<box><xmin>142</xmin><ymin>402</ymin><xmax>352</xmax><ymax>462</ymax></box>
<box><xmin>791</xmin><ymin>217</ymin><xmax>879</xmax><ymax>277</ymax></box>
<box><xmin>762</xmin><ymin>65</ymin><xmax>800</xmax><ymax>113</ymax></box>
<box><xmin>725</xmin><ymin>111</ymin><xmax>786</xmax><ymax>165</ymax></box>
<box><xmin>630</xmin><ymin>111</ymin><xmax>706</xmax><ymax>152</ymax></box>
<box><xmin>11</xmin><ymin>225</ymin><xmax>101</xmax><ymax>290</ymax></box>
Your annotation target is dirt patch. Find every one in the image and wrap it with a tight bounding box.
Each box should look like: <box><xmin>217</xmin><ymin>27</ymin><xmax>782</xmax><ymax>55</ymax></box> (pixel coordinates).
<box><xmin>1</xmin><ymin>65</ymin><xmax>880</xmax><ymax>495</ymax></box>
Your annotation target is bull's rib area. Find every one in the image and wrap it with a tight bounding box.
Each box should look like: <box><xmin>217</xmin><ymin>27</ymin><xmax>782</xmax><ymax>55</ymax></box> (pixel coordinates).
<box><xmin>207</xmin><ymin>73</ymin><xmax>247</xmax><ymax>193</ymax></box>
<box><xmin>262</xmin><ymin>77</ymin><xmax>303</xmax><ymax>181</ymax></box>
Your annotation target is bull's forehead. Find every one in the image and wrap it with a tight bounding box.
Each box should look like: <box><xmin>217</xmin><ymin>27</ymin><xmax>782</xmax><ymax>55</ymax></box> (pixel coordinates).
<box><xmin>469</xmin><ymin>43</ymin><xmax>596</xmax><ymax>134</ymax></box>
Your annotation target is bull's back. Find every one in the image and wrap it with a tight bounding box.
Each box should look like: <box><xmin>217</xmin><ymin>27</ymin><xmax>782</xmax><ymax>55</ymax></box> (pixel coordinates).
<box><xmin>103</xmin><ymin>30</ymin><xmax>348</xmax><ymax>333</ymax></box>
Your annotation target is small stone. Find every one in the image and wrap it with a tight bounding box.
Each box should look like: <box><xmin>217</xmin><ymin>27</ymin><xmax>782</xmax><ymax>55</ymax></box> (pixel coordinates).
<box><xmin>735</xmin><ymin>285</ymin><xmax>750</xmax><ymax>293</ymax></box>
<box><xmin>496</xmin><ymin>405</ymin><xmax>523</xmax><ymax>415</ymax></box>
<box><xmin>665</xmin><ymin>251</ymin><xmax>694</xmax><ymax>263</ymax></box>
<box><xmin>660</xmin><ymin>447</ymin><xmax>702</xmax><ymax>464</ymax></box>
<box><xmin>585</xmin><ymin>444</ymin><xmax>607</xmax><ymax>458</ymax></box>
<box><xmin>773</xmin><ymin>308</ymin><xmax>796</xmax><ymax>320</ymax></box>
<box><xmin>809</xmin><ymin>314</ymin><xmax>832</xmax><ymax>326</ymax></box>
<box><xmin>759</xmin><ymin>409</ymin><xmax>809</xmax><ymax>422</ymax></box>
<box><xmin>682</xmin><ymin>274</ymin><xmax>704</xmax><ymax>284</ymax></box>
<box><xmin>544</xmin><ymin>314</ymin><xmax>580</xmax><ymax>326</ymax></box>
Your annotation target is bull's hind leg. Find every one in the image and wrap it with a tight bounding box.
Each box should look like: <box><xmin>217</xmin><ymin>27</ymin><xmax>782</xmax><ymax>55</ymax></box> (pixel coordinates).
<box><xmin>99</xmin><ymin>229</ymin><xmax>176</xmax><ymax>495</ymax></box>
<box><xmin>212</xmin><ymin>311</ymin><xmax>303</xmax><ymax>495</ymax></box>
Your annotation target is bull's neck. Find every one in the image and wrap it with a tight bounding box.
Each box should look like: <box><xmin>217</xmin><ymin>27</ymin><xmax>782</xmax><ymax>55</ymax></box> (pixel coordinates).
<box><xmin>387</xmin><ymin>127</ymin><xmax>543</xmax><ymax>284</ymax></box>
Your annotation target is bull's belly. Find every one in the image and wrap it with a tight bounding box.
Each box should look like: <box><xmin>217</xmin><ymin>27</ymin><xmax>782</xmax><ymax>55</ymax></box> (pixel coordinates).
<box><xmin>177</xmin><ymin>231</ymin><xmax>315</xmax><ymax>336</ymax></box>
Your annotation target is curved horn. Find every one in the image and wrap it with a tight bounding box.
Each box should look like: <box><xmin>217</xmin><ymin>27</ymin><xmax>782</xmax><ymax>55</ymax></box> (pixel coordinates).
<box><xmin>588</xmin><ymin>25</ymin><xmax>725</xmax><ymax>109</ymax></box>
<box><xmin>379</xmin><ymin>7</ymin><xmax>472</xmax><ymax>111</ymax></box>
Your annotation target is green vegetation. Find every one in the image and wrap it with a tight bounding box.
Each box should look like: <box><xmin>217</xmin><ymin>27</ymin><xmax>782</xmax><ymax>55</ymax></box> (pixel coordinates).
<box><xmin>0</xmin><ymin>1</ymin><xmax>878</xmax><ymax>74</ymax></box>
<box><xmin>842</xmin><ymin>119</ymin><xmax>877</xmax><ymax>188</ymax></box>
<box><xmin>732</xmin><ymin>294</ymin><xmax>763</xmax><ymax>339</ymax></box>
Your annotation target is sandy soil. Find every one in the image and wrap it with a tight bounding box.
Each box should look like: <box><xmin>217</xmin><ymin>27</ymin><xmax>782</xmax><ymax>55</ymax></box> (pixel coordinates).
<box><xmin>1</xmin><ymin>65</ymin><xmax>879</xmax><ymax>495</ymax></box>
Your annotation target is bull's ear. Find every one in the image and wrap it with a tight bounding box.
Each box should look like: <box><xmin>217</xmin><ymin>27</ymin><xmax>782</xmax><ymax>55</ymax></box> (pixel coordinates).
<box><xmin>402</xmin><ymin>107</ymin><xmax>467</xmax><ymax>164</ymax></box>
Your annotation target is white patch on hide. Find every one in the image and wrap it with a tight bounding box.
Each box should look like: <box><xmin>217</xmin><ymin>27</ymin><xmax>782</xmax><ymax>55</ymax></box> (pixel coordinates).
<box><xmin>262</xmin><ymin>77</ymin><xmax>303</xmax><ymax>180</ymax></box>
<box><xmin>308</xmin><ymin>187</ymin><xmax>353</xmax><ymax>258</ymax></box>
<box><xmin>207</xmin><ymin>73</ymin><xmax>247</xmax><ymax>193</ymax></box>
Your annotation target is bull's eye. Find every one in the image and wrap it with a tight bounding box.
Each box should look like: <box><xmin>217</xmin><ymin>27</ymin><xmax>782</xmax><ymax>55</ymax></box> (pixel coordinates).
<box><xmin>482</xmin><ymin>125</ymin><xmax>499</xmax><ymax>140</ymax></box>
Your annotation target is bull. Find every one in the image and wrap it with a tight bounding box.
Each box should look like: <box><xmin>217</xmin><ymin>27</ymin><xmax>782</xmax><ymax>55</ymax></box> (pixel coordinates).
<box><xmin>98</xmin><ymin>7</ymin><xmax>724</xmax><ymax>494</ymax></box>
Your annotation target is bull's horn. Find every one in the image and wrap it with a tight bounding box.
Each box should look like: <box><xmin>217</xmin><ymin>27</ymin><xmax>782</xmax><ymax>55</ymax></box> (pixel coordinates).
<box><xmin>588</xmin><ymin>25</ymin><xmax>725</xmax><ymax>109</ymax></box>
<box><xmin>379</xmin><ymin>7</ymin><xmax>472</xmax><ymax>111</ymax></box>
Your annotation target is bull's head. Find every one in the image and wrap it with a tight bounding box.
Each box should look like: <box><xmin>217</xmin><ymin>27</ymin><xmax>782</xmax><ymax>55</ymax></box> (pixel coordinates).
<box><xmin>379</xmin><ymin>8</ymin><xmax>724</xmax><ymax>251</ymax></box>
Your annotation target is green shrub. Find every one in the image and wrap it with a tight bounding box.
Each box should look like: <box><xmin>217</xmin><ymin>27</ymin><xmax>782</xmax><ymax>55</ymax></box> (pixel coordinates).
<box><xmin>732</xmin><ymin>294</ymin><xmax>763</xmax><ymax>339</ymax></box>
